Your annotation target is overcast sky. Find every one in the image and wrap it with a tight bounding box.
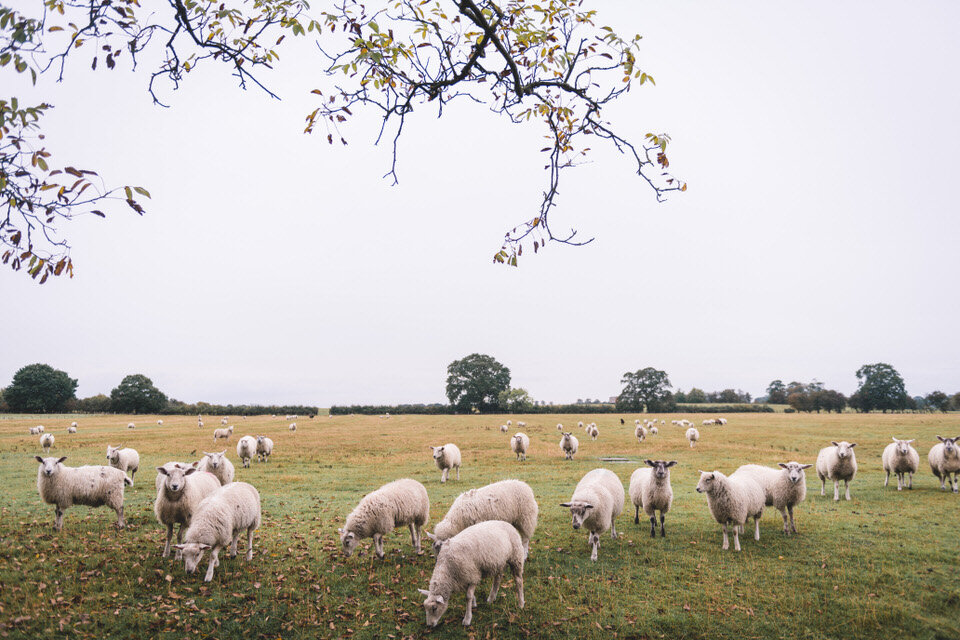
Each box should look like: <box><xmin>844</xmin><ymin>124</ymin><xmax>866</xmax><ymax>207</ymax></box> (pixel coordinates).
<box><xmin>2</xmin><ymin>1</ymin><xmax>958</xmax><ymax>406</ymax></box>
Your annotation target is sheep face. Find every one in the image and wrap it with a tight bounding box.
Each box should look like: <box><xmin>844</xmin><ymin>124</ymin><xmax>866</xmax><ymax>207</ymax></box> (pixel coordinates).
<box><xmin>892</xmin><ymin>438</ymin><xmax>914</xmax><ymax>456</ymax></box>
<box><xmin>936</xmin><ymin>436</ymin><xmax>960</xmax><ymax>457</ymax></box>
<box><xmin>831</xmin><ymin>441</ymin><xmax>856</xmax><ymax>459</ymax></box>
<box><xmin>175</xmin><ymin>543</ymin><xmax>211</xmax><ymax>574</ymax></box>
<box><xmin>418</xmin><ymin>589</ymin><xmax>448</xmax><ymax>627</ymax></box>
<box><xmin>106</xmin><ymin>446</ymin><xmax>121</xmax><ymax>465</ymax></box>
<box><xmin>777</xmin><ymin>461</ymin><xmax>812</xmax><ymax>484</ymax></box>
<box><xmin>695</xmin><ymin>471</ymin><xmax>715</xmax><ymax>494</ymax></box>
<box><xmin>644</xmin><ymin>459</ymin><xmax>677</xmax><ymax>480</ymax></box>
<box><xmin>559</xmin><ymin>501</ymin><xmax>594</xmax><ymax>529</ymax></box>
<box><xmin>203</xmin><ymin>451</ymin><xmax>226</xmax><ymax>470</ymax></box>
<box><xmin>431</xmin><ymin>446</ymin><xmax>445</xmax><ymax>461</ymax></box>
<box><xmin>157</xmin><ymin>465</ymin><xmax>197</xmax><ymax>493</ymax></box>
<box><xmin>338</xmin><ymin>528</ymin><xmax>360</xmax><ymax>556</ymax></box>
<box><xmin>35</xmin><ymin>456</ymin><xmax>67</xmax><ymax>477</ymax></box>
<box><xmin>556</xmin><ymin>423</ymin><xmax>563</xmax><ymax>431</ymax></box>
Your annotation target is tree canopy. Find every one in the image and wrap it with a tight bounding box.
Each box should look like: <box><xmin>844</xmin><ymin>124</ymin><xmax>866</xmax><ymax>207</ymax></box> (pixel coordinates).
<box><xmin>616</xmin><ymin>366</ymin><xmax>674</xmax><ymax>412</ymax></box>
<box><xmin>110</xmin><ymin>373</ymin><xmax>168</xmax><ymax>414</ymax></box>
<box><xmin>849</xmin><ymin>363</ymin><xmax>908</xmax><ymax>413</ymax></box>
<box><xmin>766</xmin><ymin>380</ymin><xmax>787</xmax><ymax>404</ymax></box>
<box><xmin>445</xmin><ymin>353</ymin><xmax>511</xmax><ymax>412</ymax></box>
<box><xmin>3</xmin><ymin>362</ymin><xmax>77</xmax><ymax>412</ymax></box>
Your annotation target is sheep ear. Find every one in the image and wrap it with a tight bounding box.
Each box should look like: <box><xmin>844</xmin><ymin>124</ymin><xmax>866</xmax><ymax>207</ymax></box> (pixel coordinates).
<box><xmin>905</xmin><ymin>439</ymin><xmax>914</xmax><ymax>444</ymax></box>
<box><xmin>892</xmin><ymin>437</ymin><xmax>898</xmax><ymax>443</ymax></box>
<box><xmin>157</xmin><ymin>467</ymin><xmax>169</xmax><ymax>475</ymax></box>
<box><xmin>172</xmin><ymin>544</ymin><xmax>184</xmax><ymax>550</ymax></box>
<box><xmin>800</xmin><ymin>464</ymin><xmax>813</xmax><ymax>469</ymax></box>
<box><xmin>583</xmin><ymin>504</ymin><xmax>595</xmax><ymax>510</ymax></box>
<box><xmin>337</xmin><ymin>528</ymin><xmax>343</xmax><ymax>535</ymax></box>
<box><xmin>936</xmin><ymin>435</ymin><xmax>945</xmax><ymax>442</ymax></box>
<box><xmin>198</xmin><ymin>543</ymin><xmax>211</xmax><ymax>550</ymax></box>
<box><xmin>831</xmin><ymin>441</ymin><xmax>840</xmax><ymax>447</ymax></box>
<box><xmin>56</xmin><ymin>456</ymin><xmax>67</xmax><ymax>464</ymax></box>
<box><xmin>184</xmin><ymin>468</ymin><xmax>197</xmax><ymax>476</ymax></box>
<box><xmin>559</xmin><ymin>502</ymin><xmax>572</xmax><ymax>508</ymax></box>
<box><xmin>190</xmin><ymin>461</ymin><xmax>199</xmax><ymax>468</ymax></box>
<box><xmin>35</xmin><ymin>456</ymin><xmax>44</xmax><ymax>463</ymax></box>
<box><xmin>219</xmin><ymin>450</ymin><xmax>226</xmax><ymax>455</ymax></box>
<box><xmin>778</xmin><ymin>463</ymin><xmax>789</xmax><ymax>469</ymax></box>
<box><xmin>644</xmin><ymin>459</ymin><xmax>655</xmax><ymax>467</ymax></box>
<box><xmin>418</xmin><ymin>589</ymin><xmax>431</xmax><ymax>597</ymax></box>
<box><xmin>436</xmin><ymin>595</ymin><xmax>445</xmax><ymax>604</ymax></box>
<box><xmin>849</xmin><ymin>443</ymin><xmax>857</xmax><ymax>448</ymax></box>
<box><xmin>666</xmin><ymin>461</ymin><xmax>677</xmax><ymax>467</ymax></box>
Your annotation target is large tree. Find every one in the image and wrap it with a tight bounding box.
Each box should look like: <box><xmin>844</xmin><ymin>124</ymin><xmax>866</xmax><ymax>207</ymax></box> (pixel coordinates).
<box><xmin>851</xmin><ymin>363</ymin><xmax>908</xmax><ymax>413</ymax></box>
<box><xmin>766</xmin><ymin>380</ymin><xmax>787</xmax><ymax>404</ymax></box>
<box><xmin>1</xmin><ymin>2</ymin><xmax>684</xmax><ymax>282</ymax></box>
<box><xmin>4</xmin><ymin>362</ymin><xmax>77</xmax><ymax>412</ymax></box>
<box><xmin>925</xmin><ymin>390</ymin><xmax>949</xmax><ymax>413</ymax></box>
<box><xmin>497</xmin><ymin>387</ymin><xmax>533</xmax><ymax>413</ymax></box>
<box><xmin>445</xmin><ymin>354</ymin><xmax>511</xmax><ymax>412</ymax></box>
<box><xmin>110</xmin><ymin>374</ymin><xmax>168</xmax><ymax>414</ymax></box>
<box><xmin>617</xmin><ymin>367</ymin><xmax>674</xmax><ymax>412</ymax></box>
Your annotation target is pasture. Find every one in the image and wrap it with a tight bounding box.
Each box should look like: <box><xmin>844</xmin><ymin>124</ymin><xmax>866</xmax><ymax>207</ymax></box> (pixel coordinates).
<box><xmin>0</xmin><ymin>412</ymin><xmax>958</xmax><ymax>640</ymax></box>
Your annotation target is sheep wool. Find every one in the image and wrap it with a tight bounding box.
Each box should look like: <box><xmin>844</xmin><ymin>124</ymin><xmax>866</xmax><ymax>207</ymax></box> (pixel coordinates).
<box><xmin>106</xmin><ymin>445</ymin><xmax>140</xmax><ymax>483</ymax></box>
<box><xmin>928</xmin><ymin>436</ymin><xmax>960</xmax><ymax>493</ymax></box>
<box><xmin>696</xmin><ymin>470</ymin><xmax>765</xmax><ymax>551</ymax></box>
<box><xmin>511</xmin><ymin>433</ymin><xmax>530</xmax><ymax>461</ymax></box>
<box><xmin>154</xmin><ymin>465</ymin><xmax>222</xmax><ymax>557</ymax></box>
<box><xmin>561</xmin><ymin>468</ymin><xmax>625</xmax><ymax>561</ymax></box>
<box><xmin>236</xmin><ymin>436</ymin><xmax>257</xmax><ymax>468</ymax></box>
<box><xmin>629</xmin><ymin>460</ymin><xmax>676</xmax><ymax>538</ymax></box>
<box><xmin>686</xmin><ymin>428</ymin><xmax>700</xmax><ymax>448</ymax></box>
<box><xmin>256</xmin><ymin>436</ymin><xmax>274</xmax><ymax>462</ymax></box>
<box><xmin>430</xmin><ymin>444</ymin><xmax>462</xmax><ymax>483</ymax></box>
<box><xmin>816</xmin><ymin>441</ymin><xmax>858</xmax><ymax>501</ymax></box>
<box><xmin>882</xmin><ymin>438</ymin><xmax>919</xmax><ymax>491</ymax></box>
<box><xmin>559</xmin><ymin>433</ymin><xmax>579</xmax><ymax>460</ymax></box>
<box><xmin>431</xmin><ymin>479</ymin><xmax>538</xmax><ymax>558</ymax></box>
<box><xmin>339</xmin><ymin>478</ymin><xmax>430</xmax><ymax>558</ymax></box>
<box><xmin>40</xmin><ymin>433</ymin><xmax>55</xmax><ymax>452</ymax></box>
<box><xmin>36</xmin><ymin>456</ymin><xmax>132</xmax><ymax>531</ymax></box>
<box><xmin>731</xmin><ymin>462</ymin><xmax>811</xmax><ymax>535</ymax></box>
<box><xmin>197</xmin><ymin>451</ymin><xmax>235</xmax><ymax>485</ymax></box>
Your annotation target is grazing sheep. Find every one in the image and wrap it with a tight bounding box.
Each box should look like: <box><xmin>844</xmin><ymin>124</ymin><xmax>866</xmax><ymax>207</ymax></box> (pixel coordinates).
<box><xmin>67</xmin><ymin>426</ymin><xmax>77</xmax><ymax>434</ymax></box>
<box><xmin>174</xmin><ymin>482</ymin><xmax>261</xmax><ymax>582</ymax></box>
<box><xmin>579</xmin><ymin>421</ymin><xmax>586</xmax><ymax>431</ymax></box>
<box><xmin>686</xmin><ymin>427</ymin><xmax>700</xmax><ymax>448</ymax></box>
<box><xmin>157</xmin><ymin>419</ymin><xmax>164</xmax><ymax>426</ymax></box>
<box><xmin>717</xmin><ymin>418</ymin><xmax>728</xmax><ymax>425</ymax></box>
<box><xmin>589</xmin><ymin>425</ymin><xmax>599</xmax><ymax>441</ymax></box>
<box><xmin>285</xmin><ymin>414</ymin><xmax>298</xmax><ymax>420</ymax></box>
<box><xmin>517</xmin><ymin>421</ymin><xmax>526</xmax><ymax>428</ymax></box>
<box><xmin>928</xmin><ymin>436</ymin><xmax>960</xmax><ymax>493</ymax></box>
<box><xmin>154</xmin><ymin>465</ymin><xmax>221</xmax><ymax>558</ymax></box>
<box><xmin>430</xmin><ymin>444</ymin><xmax>462</xmax><ymax>483</ymax></box>
<box><xmin>197</xmin><ymin>451</ymin><xmax>235</xmax><ymax>485</ymax></box>
<box><xmin>559</xmin><ymin>432</ymin><xmax>579</xmax><ymax>460</ymax></box>
<box><xmin>236</xmin><ymin>436</ymin><xmax>256</xmax><ymax>468</ymax></box>
<box><xmin>499</xmin><ymin>424</ymin><xmax>509</xmax><ymax>433</ymax></box>
<box><xmin>221</xmin><ymin>417</ymin><xmax>229</xmax><ymax>425</ymax></box>
<box><xmin>29</xmin><ymin>425</ymin><xmax>44</xmax><ymax>435</ymax></box>
<box><xmin>702</xmin><ymin>419</ymin><xmax>716</xmax><ymax>426</ymax></box>
<box><xmin>629</xmin><ymin>460</ymin><xmax>676</xmax><ymax>538</ymax></box>
<box><xmin>106</xmin><ymin>445</ymin><xmax>140</xmax><ymax>483</ymax></box>
<box><xmin>40</xmin><ymin>433</ymin><xmax>55</xmax><ymax>453</ymax></box>
<box><xmin>429</xmin><ymin>479</ymin><xmax>538</xmax><ymax>558</ymax></box>
<box><xmin>816</xmin><ymin>441</ymin><xmax>858</xmax><ymax>501</ymax></box>
<box><xmin>649</xmin><ymin>426</ymin><xmax>658</xmax><ymax>435</ymax></box>
<box><xmin>256</xmin><ymin>436</ymin><xmax>274</xmax><ymax>462</ymax></box>
<box><xmin>419</xmin><ymin>521</ymin><xmax>525</xmax><ymax>627</ymax></box>
<box><xmin>35</xmin><ymin>456</ymin><xmax>132</xmax><ymax>531</ymax></box>
<box><xmin>732</xmin><ymin>462</ymin><xmax>811</xmax><ymax>535</ymax></box>
<box><xmin>635</xmin><ymin>424</ymin><xmax>647</xmax><ymax>442</ymax></box>
<box><xmin>511</xmin><ymin>433</ymin><xmax>530</xmax><ymax>461</ymax></box>
<box><xmin>561</xmin><ymin>468</ymin><xmax>624</xmax><ymax>561</ymax></box>
<box><xmin>339</xmin><ymin>478</ymin><xmax>430</xmax><ymax>558</ymax></box>
<box><xmin>127</xmin><ymin>422</ymin><xmax>135</xmax><ymax>429</ymax></box>
<box><xmin>882</xmin><ymin>437</ymin><xmax>920</xmax><ymax>491</ymax></box>
<box><xmin>506</xmin><ymin>420</ymin><xmax>512</xmax><ymax>428</ymax></box>
<box><xmin>213</xmin><ymin>426</ymin><xmax>234</xmax><ymax>441</ymax></box>
<box><xmin>660</xmin><ymin>419</ymin><xmax>666</xmax><ymax>425</ymax></box>
<box><xmin>289</xmin><ymin>423</ymin><xmax>297</xmax><ymax>432</ymax></box>
<box><xmin>70</xmin><ymin>421</ymin><xmax>78</xmax><ymax>429</ymax></box>
<box><xmin>696</xmin><ymin>470</ymin><xmax>765</xmax><ymax>551</ymax></box>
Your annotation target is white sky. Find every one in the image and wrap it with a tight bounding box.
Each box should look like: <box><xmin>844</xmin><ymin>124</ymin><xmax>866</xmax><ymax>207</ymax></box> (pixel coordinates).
<box><xmin>2</xmin><ymin>1</ymin><xmax>958</xmax><ymax>405</ymax></box>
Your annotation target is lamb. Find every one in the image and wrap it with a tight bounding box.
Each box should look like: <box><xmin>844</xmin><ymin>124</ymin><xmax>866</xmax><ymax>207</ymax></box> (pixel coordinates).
<box><xmin>198</xmin><ymin>419</ymin><xmax>204</xmax><ymax>428</ymax></box>
<box><xmin>35</xmin><ymin>456</ymin><xmax>132</xmax><ymax>531</ymax></box>
<box><xmin>882</xmin><ymin>437</ymin><xmax>920</xmax><ymax>491</ymax></box>
<box><xmin>560</xmin><ymin>468</ymin><xmax>624</xmax><ymax>561</ymax></box>
<box><xmin>731</xmin><ymin>462</ymin><xmax>811</xmax><ymax>535</ymax></box>
<box><xmin>559</xmin><ymin>432</ymin><xmax>579</xmax><ymax>460</ymax></box>
<box><xmin>174</xmin><ymin>482</ymin><xmax>261</xmax><ymax>582</ymax></box>
<box><xmin>29</xmin><ymin>425</ymin><xmax>44</xmax><ymax>435</ymax></box>
<box><xmin>579</xmin><ymin>421</ymin><xmax>586</xmax><ymax>431</ymax></box>
<box><xmin>430</xmin><ymin>444</ymin><xmax>462</xmax><ymax>482</ymax></box>
<box><xmin>816</xmin><ymin>441</ymin><xmax>858</xmax><ymax>501</ymax></box>
<box><xmin>154</xmin><ymin>465</ymin><xmax>221</xmax><ymax>557</ymax></box>
<box><xmin>339</xmin><ymin>478</ymin><xmax>430</xmax><ymax>558</ymax></box>
<box><xmin>197</xmin><ymin>451</ymin><xmax>235</xmax><ymax>485</ymax></box>
<box><xmin>696</xmin><ymin>470</ymin><xmax>765</xmax><ymax>551</ymax></box>
<box><xmin>635</xmin><ymin>424</ymin><xmax>647</xmax><ymax>442</ymax></box>
<box><xmin>67</xmin><ymin>425</ymin><xmax>77</xmax><ymax>434</ymax></box>
<box><xmin>499</xmin><ymin>424</ymin><xmax>509</xmax><ymax>433</ymax></box>
<box><xmin>236</xmin><ymin>436</ymin><xmax>257</xmax><ymax>468</ymax></box>
<box><xmin>213</xmin><ymin>426</ymin><xmax>234</xmax><ymax>441</ymax></box>
<box><xmin>928</xmin><ymin>435</ymin><xmax>960</xmax><ymax>493</ymax></box>
<box><xmin>256</xmin><ymin>436</ymin><xmax>274</xmax><ymax>462</ymax></box>
<box><xmin>429</xmin><ymin>479</ymin><xmax>538</xmax><ymax>558</ymax></box>
<box><xmin>40</xmin><ymin>433</ymin><xmax>55</xmax><ymax>453</ymax></box>
<box><xmin>629</xmin><ymin>460</ymin><xmax>676</xmax><ymax>538</ymax></box>
<box><xmin>418</xmin><ymin>520</ymin><xmax>525</xmax><ymax>628</ymax></box>
<box><xmin>506</xmin><ymin>420</ymin><xmax>512</xmax><ymax>427</ymax></box>
<box><xmin>288</xmin><ymin>423</ymin><xmax>297</xmax><ymax>432</ymax></box>
<box><xmin>106</xmin><ymin>445</ymin><xmax>140</xmax><ymax>483</ymax></box>
<box><xmin>686</xmin><ymin>427</ymin><xmax>700</xmax><ymax>448</ymax></box>
<box><xmin>127</xmin><ymin>422</ymin><xmax>135</xmax><ymax>429</ymax></box>
<box><xmin>588</xmin><ymin>425</ymin><xmax>599</xmax><ymax>441</ymax></box>
<box><xmin>511</xmin><ymin>433</ymin><xmax>530</xmax><ymax>461</ymax></box>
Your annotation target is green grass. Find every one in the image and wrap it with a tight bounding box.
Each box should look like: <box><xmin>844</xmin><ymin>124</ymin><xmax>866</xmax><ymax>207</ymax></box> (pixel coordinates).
<box><xmin>1</xmin><ymin>412</ymin><xmax>958</xmax><ymax>639</ymax></box>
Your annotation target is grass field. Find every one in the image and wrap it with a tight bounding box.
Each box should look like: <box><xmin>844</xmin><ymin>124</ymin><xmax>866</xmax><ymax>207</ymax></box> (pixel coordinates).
<box><xmin>1</xmin><ymin>412</ymin><xmax>958</xmax><ymax>640</ymax></box>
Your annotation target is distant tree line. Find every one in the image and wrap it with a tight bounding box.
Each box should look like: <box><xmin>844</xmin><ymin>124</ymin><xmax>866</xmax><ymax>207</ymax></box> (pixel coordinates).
<box><xmin>674</xmin><ymin>388</ymin><xmax>753</xmax><ymax>404</ymax></box>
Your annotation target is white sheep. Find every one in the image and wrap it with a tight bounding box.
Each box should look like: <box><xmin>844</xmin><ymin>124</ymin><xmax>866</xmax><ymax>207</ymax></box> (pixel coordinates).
<box><xmin>429</xmin><ymin>479</ymin><xmax>538</xmax><ymax>558</ymax></box>
<box><xmin>649</xmin><ymin>426</ymin><xmax>658</xmax><ymax>435</ymax></box>
<box><xmin>213</xmin><ymin>426</ymin><xmax>234</xmax><ymax>441</ymax></box>
<box><xmin>702</xmin><ymin>419</ymin><xmax>716</xmax><ymax>426</ymax></box>
<box><xmin>40</xmin><ymin>433</ymin><xmax>55</xmax><ymax>453</ymax></box>
<box><xmin>629</xmin><ymin>460</ymin><xmax>676</xmax><ymax>538</ymax></box>
<box><xmin>106</xmin><ymin>445</ymin><xmax>140</xmax><ymax>483</ymax></box>
<box><xmin>511</xmin><ymin>433</ymin><xmax>530</xmax><ymax>461</ymax></box>
<box><xmin>288</xmin><ymin>422</ymin><xmax>297</xmax><ymax>432</ymax></box>
<box><xmin>556</xmin><ymin>423</ymin><xmax>564</xmax><ymax>432</ymax></box>
<box><xmin>198</xmin><ymin>420</ymin><xmax>204</xmax><ymax>428</ymax></box>
<box><xmin>517</xmin><ymin>421</ymin><xmax>526</xmax><ymax>428</ymax></box>
<box><xmin>174</xmin><ymin>482</ymin><xmax>261</xmax><ymax>582</ymax></box>
<box><xmin>499</xmin><ymin>424</ymin><xmax>509</xmax><ymax>433</ymax></box>
<box><xmin>816</xmin><ymin>441</ymin><xmax>858</xmax><ymax>501</ymax></box>
<box><xmin>635</xmin><ymin>424</ymin><xmax>647</xmax><ymax>442</ymax></box>
<box><xmin>580</xmin><ymin>420</ymin><xmax>586</xmax><ymax>431</ymax></box>
<box><xmin>157</xmin><ymin>419</ymin><xmax>164</xmax><ymax>426</ymax></box>
<box><xmin>418</xmin><ymin>520</ymin><xmax>525</xmax><ymax>628</ymax></box>
<box><xmin>285</xmin><ymin>414</ymin><xmax>298</xmax><ymax>420</ymax></box>
<box><xmin>339</xmin><ymin>478</ymin><xmax>430</xmax><ymax>558</ymax></box>
<box><xmin>154</xmin><ymin>465</ymin><xmax>221</xmax><ymax>557</ymax></box>
<box><xmin>660</xmin><ymin>419</ymin><xmax>666</xmax><ymax>425</ymax></box>
<box><xmin>197</xmin><ymin>451</ymin><xmax>235</xmax><ymax>485</ymax></box>
<box><xmin>732</xmin><ymin>462</ymin><xmax>811</xmax><ymax>535</ymax></box>
<box><xmin>928</xmin><ymin>435</ymin><xmax>960</xmax><ymax>493</ymax></box>
<box><xmin>882</xmin><ymin>437</ymin><xmax>919</xmax><ymax>491</ymax></box>
<box><xmin>696</xmin><ymin>470</ymin><xmax>765</xmax><ymax>551</ymax></box>
<box><xmin>236</xmin><ymin>436</ymin><xmax>256</xmax><ymax>468</ymax></box>
<box><xmin>256</xmin><ymin>435</ymin><xmax>274</xmax><ymax>462</ymax></box>
<box><xmin>70</xmin><ymin>421</ymin><xmax>78</xmax><ymax>429</ymax></box>
<box><xmin>221</xmin><ymin>417</ymin><xmax>229</xmax><ymax>425</ymax></box>
<box><xmin>561</xmin><ymin>468</ymin><xmax>624</xmax><ymax>561</ymax></box>
<box><xmin>127</xmin><ymin>422</ymin><xmax>135</xmax><ymax>429</ymax></box>
<box><xmin>589</xmin><ymin>425</ymin><xmax>599</xmax><ymax>441</ymax></box>
<box><xmin>717</xmin><ymin>418</ymin><xmax>728</xmax><ymax>425</ymax></box>
<box><xmin>29</xmin><ymin>425</ymin><xmax>44</xmax><ymax>435</ymax></box>
<box><xmin>430</xmin><ymin>443</ymin><xmax>462</xmax><ymax>482</ymax></box>
<box><xmin>559</xmin><ymin>432</ymin><xmax>579</xmax><ymax>460</ymax></box>
<box><xmin>686</xmin><ymin>427</ymin><xmax>700</xmax><ymax>448</ymax></box>
<box><xmin>67</xmin><ymin>426</ymin><xmax>77</xmax><ymax>434</ymax></box>
<box><xmin>506</xmin><ymin>419</ymin><xmax>512</xmax><ymax>427</ymax></box>
<box><xmin>35</xmin><ymin>456</ymin><xmax>132</xmax><ymax>531</ymax></box>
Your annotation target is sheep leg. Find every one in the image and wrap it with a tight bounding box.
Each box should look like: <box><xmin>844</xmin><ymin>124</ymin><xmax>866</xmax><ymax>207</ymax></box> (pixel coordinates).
<box><xmin>456</xmin><ymin>466</ymin><xmax>460</xmax><ymax>481</ymax></box>
<box><xmin>175</xmin><ymin>525</ymin><xmax>185</xmax><ymax>559</ymax></box>
<box><xmin>409</xmin><ymin>523</ymin><xmax>419</xmax><ymax>552</ymax></box>
<box><xmin>116</xmin><ymin>505</ymin><xmax>125</xmax><ymax>529</ymax></box>
<box><xmin>610</xmin><ymin>521</ymin><xmax>618</xmax><ymax>539</ymax></box>
<box><xmin>462</xmin><ymin>586</ymin><xmax>476</xmax><ymax>626</ymax></box>
<box><xmin>54</xmin><ymin>507</ymin><xmax>64</xmax><ymax>532</ymax></box>
<box><xmin>634</xmin><ymin>505</ymin><xmax>640</xmax><ymax>525</ymax></box>
<box><xmin>779</xmin><ymin>508</ymin><xmax>789</xmax><ymax>534</ymax></box>
<box><xmin>844</xmin><ymin>481</ymin><xmax>851</xmax><ymax>501</ymax></box>
<box><xmin>230</xmin><ymin>533</ymin><xmax>240</xmax><ymax>558</ymax></box>
<box><xmin>246</xmin><ymin>527</ymin><xmax>255</xmax><ymax>561</ymax></box>
<box><xmin>522</xmin><ymin>538</ymin><xmax>529</xmax><ymax>560</ymax></box>
<box><xmin>733</xmin><ymin>526</ymin><xmax>741</xmax><ymax>552</ymax></box>
<box><xmin>896</xmin><ymin>473</ymin><xmax>903</xmax><ymax>491</ymax></box>
<box><xmin>510</xmin><ymin>561</ymin><xmax>525</xmax><ymax>608</ymax></box>
<box><xmin>162</xmin><ymin>524</ymin><xmax>174</xmax><ymax>558</ymax></box>
<box><xmin>833</xmin><ymin>480</ymin><xmax>840</xmax><ymax>501</ymax></box>
<box><xmin>649</xmin><ymin>516</ymin><xmax>656</xmax><ymax>538</ymax></box>
<box><xmin>660</xmin><ymin>513</ymin><xmax>666</xmax><ymax>538</ymax></box>
<box><xmin>952</xmin><ymin>473</ymin><xmax>959</xmax><ymax>493</ymax></box>
<box><xmin>819</xmin><ymin>474</ymin><xmax>826</xmax><ymax>496</ymax></box>
<box><xmin>130</xmin><ymin>469</ymin><xmax>136</xmax><ymax>483</ymax></box>
<box><xmin>753</xmin><ymin>516</ymin><xmax>760</xmax><ymax>541</ymax></box>
<box><xmin>788</xmin><ymin>505</ymin><xmax>797</xmax><ymax>534</ymax></box>
<box><xmin>721</xmin><ymin>524</ymin><xmax>729</xmax><ymax>550</ymax></box>
<box><xmin>883</xmin><ymin>470</ymin><xmax>889</xmax><ymax>487</ymax></box>
<box><xmin>590</xmin><ymin>538</ymin><xmax>599</xmax><ymax>562</ymax></box>
<box><xmin>441</xmin><ymin>468</ymin><xmax>448</xmax><ymax>483</ymax></box>
<box><xmin>204</xmin><ymin>548</ymin><xmax>220</xmax><ymax>582</ymax></box>
<box><xmin>487</xmin><ymin>573</ymin><xmax>501</xmax><ymax>603</ymax></box>
<box><xmin>908</xmin><ymin>473</ymin><xmax>913</xmax><ymax>489</ymax></box>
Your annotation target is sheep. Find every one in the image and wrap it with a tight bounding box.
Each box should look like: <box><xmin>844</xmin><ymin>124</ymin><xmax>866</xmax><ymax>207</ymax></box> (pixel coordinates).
<box><xmin>579</xmin><ymin>421</ymin><xmax>586</xmax><ymax>431</ymax></box>
<box><xmin>221</xmin><ymin>417</ymin><xmax>229</xmax><ymax>425</ymax></box>
<box><xmin>213</xmin><ymin>426</ymin><xmax>234</xmax><ymax>441</ymax></box>
<box><xmin>517</xmin><ymin>421</ymin><xmax>526</xmax><ymax>428</ymax></box>
<box><xmin>660</xmin><ymin>419</ymin><xmax>666</xmax><ymax>425</ymax></box>
<box><xmin>236</xmin><ymin>436</ymin><xmax>256</xmax><ymax>468</ymax></box>
<box><xmin>418</xmin><ymin>520</ymin><xmax>525</xmax><ymax>628</ymax></box>
<box><xmin>197</xmin><ymin>451</ymin><xmax>235</xmax><ymax>485</ymax></box>
<box><xmin>506</xmin><ymin>419</ymin><xmax>512</xmax><ymax>427</ymax></box>
<box><xmin>106</xmin><ymin>445</ymin><xmax>140</xmax><ymax>483</ymax></box>
<box><xmin>40</xmin><ymin>433</ymin><xmax>55</xmax><ymax>453</ymax></box>
<box><xmin>620</xmin><ymin>418</ymin><xmax>625</xmax><ymax>425</ymax></box>
<box><xmin>928</xmin><ymin>435</ymin><xmax>960</xmax><ymax>493</ymax></box>
<box><xmin>70</xmin><ymin>421</ymin><xmax>78</xmax><ymax>429</ymax></box>
<box><xmin>499</xmin><ymin>424</ymin><xmax>509</xmax><ymax>433</ymax></box>
<box><xmin>732</xmin><ymin>462</ymin><xmax>811</xmax><ymax>535</ymax></box>
<box><xmin>256</xmin><ymin>435</ymin><xmax>274</xmax><ymax>462</ymax></box>
<box><xmin>429</xmin><ymin>479</ymin><xmax>538</xmax><ymax>558</ymax></box>
<box><xmin>629</xmin><ymin>460</ymin><xmax>676</xmax><ymax>538</ymax></box>
<box><xmin>649</xmin><ymin>426</ymin><xmax>659</xmax><ymax>435</ymax></box>
<box><xmin>559</xmin><ymin>432</ymin><xmax>579</xmax><ymax>460</ymax></box>
<box><xmin>35</xmin><ymin>456</ymin><xmax>132</xmax><ymax>531</ymax></box>
<box><xmin>696</xmin><ymin>470</ymin><xmax>765</xmax><ymax>551</ymax></box>
<box><xmin>157</xmin><ymin>419</ymin><xmax>164</xmax><ymax>426</ymax></box>
<box><xmin>588</xmin><ymin>425</ymin><xmax>599</xmax><ymax>441</ymax></box>
<box><xmin>285</xmin><ymin>414</ymin><xmax>298</xmax><ymax>420</ymax></box>
<box><xmin>511</xmin><ymin>433</ymin><xmax>530</xmax><ymax>461</ymax></box>
<box><xmin>67</xmin><ymin>426</ymin><xmax>77</xmax><ymax>434</ymax></box>
<box><xmin>816</xmin><ymin>441</ymin><xmax>858</xmax><ymax>501</ymax></box>
<box><xmin>289</xmin><ymin>422</ymin><xmax>297</xmax><ymax>432</ymax></box>
<box><xmin>174</xmin><ymin>482</ymin><xmax>261</xmax><ymax>582</ymax></box>
<box><xmin>635</xmin><ymin>424</ymin><xmax>647</xmax><ymax>443</ymax></box>
<box><xmin>198</xmin><ymin>420</ymin><xmax>204</xmax><ymax>429</ymax></box>
<box><xmin>561</xmin><ymin>468</ymin><xmax>624</xmax><ymax>561</ymax></box>
<box><xmin>686</xmin><ymin>427</ymin><xmax>700</xmax><ymax>448</ymax></box>
<box><xmin>430</xmin><ymin>444</ymin><xmax>462</xmax><ymax>483</ymax></box>
<box><xmin>556</xmin><ymin>423</ymin><xmax>564</xmax><ymax>432</ymax></box>
<box><xmin>154</xmin><ymin>465</ymin><xmax>221</xmax><ymax>558</ymax></box>
<box><xmin>29</xmin><ymin>425</ymin><xmax>44</xmax><ymax>435</ymax></box>
<box><xmin>339</xmin><ymin>478</ymin><xmax>430</xmax><ymax>558</ymax></box>
<box><xmin>155</xmin><ymin>461</ymin><xmax>195</xmax><ymax>490</ymax></box>
<box><xmin>882</xmin><ymin>437</ymin><xmax>920</xmax><ymax>491</ymax></box>
<box><xmin>127</xmin><ymin>422</ymin><xmax>135</xmax><ymax>429</ymax></box>
<box><xmin>702</xmin><ymin>419</ymin><xmax>716</xmax><ymax>426</ymax></box>
<box><xmin>717</xmin><ymin>418</ymin><xmax>728</xmax><ymax>425</ymax></box>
